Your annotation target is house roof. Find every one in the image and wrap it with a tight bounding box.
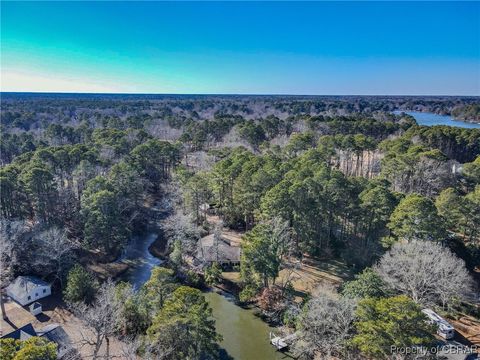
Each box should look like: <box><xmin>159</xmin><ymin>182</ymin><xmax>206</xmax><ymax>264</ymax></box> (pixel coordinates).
<box><xmin>6</xmin><ymin>276</ymin><xmax>50</xmax><ymax>298</ymax></box>
<box><xmin>39</xmin><ymin>324</ymin><xmax>70</xmax><ymax>346</ymax></box>
<box><xmin>199</xmin><ymin>234</ymin><xmax>216</xmax><ymax>247</ymax></box>
<box><xmin>1</xmin><ymin>323</ymin><xmax>37</xmax><ymax>340</ymax></box>
<box><xmin>197</xmin><ymin>234</ymin><xmax>241</xmax><ymax>262</ymax></box>
<box><xmin>38</xmin><ymin>324</ymin><xmax>72</xmax><ymax>357</ymax></box>
<box><xmin>31</xmin><ymin>302</ymin><xmax>42</xmax><ymax>309</ymax></box>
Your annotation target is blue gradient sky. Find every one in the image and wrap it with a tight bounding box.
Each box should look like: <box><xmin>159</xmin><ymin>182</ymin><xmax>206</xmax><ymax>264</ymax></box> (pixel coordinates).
<box><xmin>1</xmin><ymin>1</ymin><xmax>479</xmax><ymax>95</ymax></box>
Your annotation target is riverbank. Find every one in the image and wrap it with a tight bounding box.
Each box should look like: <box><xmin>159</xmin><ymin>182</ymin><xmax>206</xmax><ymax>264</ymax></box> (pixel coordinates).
<box><xmin>79</xmin><ymin>229</ymin><xmax>164</xmax><ymax>281</ymax></box>
<box><xmin>114</xmin><ymin>205</ymin><xmax>350</xmax><ymax>359</ymax></box>
<box><xmin>219</xmin><ymin>256</ymin><xmax>353</xmax><ymax>302</ymax></box>
<box><xmin>77</xmin><ymin>247</ymin><xmax>130</xmax><ymax>280</ymax></box>
<box><xmin>80</xmin><ymin>195</ymin><xmax>171</xmax><ymax>280</ymax></box>
<box><xmin>148</xmin><ymin>228</ymin><xmax>169</xmax><ymax>259</ymax></box>
<box><xmin>452</xmin><ymin>117</ymin><xmax>480</xmax><ymax>125</ymax></box>
<box><xmin>111</xmin><ymin>207</ymin><xmax>290</xmax><ymax>359</ymax></box>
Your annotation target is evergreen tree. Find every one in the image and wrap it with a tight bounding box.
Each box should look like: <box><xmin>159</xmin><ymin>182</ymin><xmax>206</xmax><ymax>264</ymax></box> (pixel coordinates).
<box><xmin>63</xmin><ymin>264</ymin><xmax>98</xmax><ymax>303</ymax></box>
<box><xmin>353</xmin><ymin>295</ymin><xmax>435</xmax><ymax>359</ymax></box>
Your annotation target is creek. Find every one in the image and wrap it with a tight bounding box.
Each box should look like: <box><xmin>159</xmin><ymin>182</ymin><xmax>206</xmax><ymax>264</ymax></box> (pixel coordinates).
<box><xmin>120</xmin><ymin>231</ymin><xmax>287</xmax><ymax>360</ymax></box>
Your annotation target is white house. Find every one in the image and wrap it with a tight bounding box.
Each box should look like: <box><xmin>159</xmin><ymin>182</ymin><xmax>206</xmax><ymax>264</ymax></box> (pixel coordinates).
<box><xmin>6</xmin><ymin>276</ymin><xmax>51</xmax><ymax>306</ymax></box>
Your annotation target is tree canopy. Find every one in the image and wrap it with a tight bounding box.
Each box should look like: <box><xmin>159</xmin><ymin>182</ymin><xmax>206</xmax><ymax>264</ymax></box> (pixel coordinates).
<box><xmin>0</xmin><ymin>337</ymin><xmax>57</xmax><ymax>360</ymax></box>
<box><xmin>353</xmin><ymin>295</ymin><xmax>435</xmax><ymax>359</ymax></box>
<box><xmin>147</xmin><ymin>286</ymin><xmax>221</xmax><ymax>360</ymax></box>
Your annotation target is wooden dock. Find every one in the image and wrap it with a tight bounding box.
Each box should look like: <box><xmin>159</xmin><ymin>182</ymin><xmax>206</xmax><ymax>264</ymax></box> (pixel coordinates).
<box><xmin>269</xmin><ymin>332</ymin><xmax>297</xmax><ymax>350</ymax></box>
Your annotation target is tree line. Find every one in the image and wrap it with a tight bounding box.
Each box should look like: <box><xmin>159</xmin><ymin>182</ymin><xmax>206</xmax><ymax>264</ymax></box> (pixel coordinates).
<box><xmin>1</xmin><ymin>95</ymin><xmax>479</xmax><ymax>359</ymax></box>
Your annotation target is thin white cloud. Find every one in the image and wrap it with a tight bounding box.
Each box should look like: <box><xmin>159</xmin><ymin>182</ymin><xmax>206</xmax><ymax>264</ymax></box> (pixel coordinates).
<box><xmin>1</xmin><ymin>70</ymin><xmax>123</xmax><ymax>93</ymax></box>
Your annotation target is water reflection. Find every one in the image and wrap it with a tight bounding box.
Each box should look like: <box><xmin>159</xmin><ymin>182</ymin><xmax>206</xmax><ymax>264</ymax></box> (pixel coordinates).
<box><xmin>204</xmin><ymin>291</ymin><xmax>290</xmax><ymax>360</ymax></box>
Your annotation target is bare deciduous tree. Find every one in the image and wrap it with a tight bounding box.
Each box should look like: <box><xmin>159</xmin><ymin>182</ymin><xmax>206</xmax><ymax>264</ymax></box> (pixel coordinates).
<box><xmin>70</xmin><ymin>280</ymin><xmax>121</xmax><ymax>360</ymax></box>
<box><xmin>32</xmin><ymin>227</ymin><xmax>76</xmax><ymax>286</ymax></box>
<box><xmin>293</xmin><ymin>285</ymin><xmax>357</xmax><ymax>360</ymax></box>
<box><xmin>0</xmin><ymin>220</ymin><xmax>29</xmax><ymax>319</ymax></box>
<box><xmin>117</xmin><ymin>336</ymin><xmax>142</xmax><ymax>360</ymax></box>
<box><xmin>145</xmin><ymin>120</ymin><xmax>182</xmax><ymax>141</ymax></box>
<box><xmin>1</xmin><ymin>221</ymin><xmax>76</xmax><ymax>282</ymax></box>
<box><xmin>162</xmin><ymin>211</ymin><xmax>201</xmax><ymax>255</ymax></box>
<box><xmin>375</xmin><ymin>240</ymin><xmax>474</xmax><ymax>308</ymax></box>
<box><xmin>217</xmin><ymin>127</ymin><xmax>254</xmax><ymax>151</ymax></box>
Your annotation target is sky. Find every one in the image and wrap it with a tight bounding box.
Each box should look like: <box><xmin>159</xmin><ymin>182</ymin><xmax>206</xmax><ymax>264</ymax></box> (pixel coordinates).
<box><xmin>1</xmin><ymin>1</ymin><xmax>479</xmax><ymax>95</ymax></box>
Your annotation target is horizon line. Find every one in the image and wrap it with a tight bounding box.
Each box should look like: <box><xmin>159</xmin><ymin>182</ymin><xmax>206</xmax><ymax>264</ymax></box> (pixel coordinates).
<box><xmin>1</xmin><ymin>91</ymin><xmax>479</xmax><ymax>97</ymax></box>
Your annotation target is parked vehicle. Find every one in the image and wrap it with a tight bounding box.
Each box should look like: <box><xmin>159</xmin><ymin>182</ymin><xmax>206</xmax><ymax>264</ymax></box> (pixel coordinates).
<box><xmin>422</xmin><ymin>309</ymin><xmax>455</xmax><ymax>340</ymax></box>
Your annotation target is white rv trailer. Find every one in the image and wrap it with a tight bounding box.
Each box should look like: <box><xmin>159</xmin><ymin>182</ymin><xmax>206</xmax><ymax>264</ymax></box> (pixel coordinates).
<box><xmin>421</xmin><ymin>309</ymin><xmax>455</xmax><ymax>340</ymax></box>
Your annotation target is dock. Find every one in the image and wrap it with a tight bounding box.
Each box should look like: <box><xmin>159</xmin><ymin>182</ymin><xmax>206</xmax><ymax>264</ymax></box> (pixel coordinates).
<box><xmin>269</xmin><ymin>332</ymin><xmax>297</xmax><ymax>351</ymax></box>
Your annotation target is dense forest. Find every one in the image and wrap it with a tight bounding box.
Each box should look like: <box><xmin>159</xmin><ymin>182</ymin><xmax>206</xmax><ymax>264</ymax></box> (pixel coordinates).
<box><xmin>1</xmin><ymin>94</ymin><xmax>479</xmax><ymax>360</ymax></box>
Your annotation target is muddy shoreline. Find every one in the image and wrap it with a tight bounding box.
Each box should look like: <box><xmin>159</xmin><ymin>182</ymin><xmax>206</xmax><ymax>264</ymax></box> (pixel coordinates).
<box><xmin>148</xmin><ymin>227</ymin><xmax>169</xmax><ymax>259</ymax></box>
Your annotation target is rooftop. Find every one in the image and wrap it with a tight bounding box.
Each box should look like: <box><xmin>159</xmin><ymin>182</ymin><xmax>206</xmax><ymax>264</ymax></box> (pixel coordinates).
<box><xmin>31</xmin><ymin>302</ymin><xmax>42</xmax><ymax>310</ymax></box>
<box><xmin>38</xmin><ymin>324</ymin><xmax>72</xmax><ymax>357</ymax></box>
<box><xmin>6</xmin><ymin>276</ymin><xmax>50</xmax><ymax>298</ymax></box>
<box><xmin>197</xmin><ymin>234</ymin><xmax>241</xmax><ymax>263</ymax></box>
<box><xmin>1</xmin><ymin>323</ymin><xmax>37</xmax><ymax>340</ymax></box>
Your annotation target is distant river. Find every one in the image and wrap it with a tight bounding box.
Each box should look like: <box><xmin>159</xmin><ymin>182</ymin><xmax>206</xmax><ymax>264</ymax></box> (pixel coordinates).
<box><xmin>393</xmin><ymin>110</ymin><xmax>480</xmax><ymax>129</ymax></box>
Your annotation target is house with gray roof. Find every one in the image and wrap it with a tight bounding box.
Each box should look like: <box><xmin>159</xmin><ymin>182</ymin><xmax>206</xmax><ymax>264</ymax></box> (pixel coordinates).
<box><xmin>6</xmin><ymin>276</ymin><xmax>51</xmax><ymax>306</ymax></box>
<box><xmin>38</xmin><ymin>324</ymin><xmax>75</xmax><ymax>359</ymax></box>
<box><xmin>0</xmin><ymin>323</ymin><xmax>37</xmax><ymax>340</ymax></box>
<box><xmin>197</xmin><ymin>233</ymin><xmax>241</xmax><ymax>266</ymax></box>
<box><xmin>1</xmin><ymin>323</ymin><xmax>75</xmax><ymax>359</ymax></box>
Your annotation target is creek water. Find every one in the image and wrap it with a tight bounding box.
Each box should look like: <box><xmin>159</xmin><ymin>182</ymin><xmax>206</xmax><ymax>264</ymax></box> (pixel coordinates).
<box><xmin>204</xmin><ymin>291</ymin><xmax>288</xmax><ymax>360</ymax></box>
<box><xmin>121</xmin><ymin>232</ymin><xmax>286</xmax><ymax>360</ymax></box>
<box><xmin>393</xmin><ymin>110</ymin><xmax>480</xmax><ymax>129</ymax></box>
<box><xmin>118</xmin><ymin>232</ymin><xmax>163</xmax><ymax>290</ymax></box>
